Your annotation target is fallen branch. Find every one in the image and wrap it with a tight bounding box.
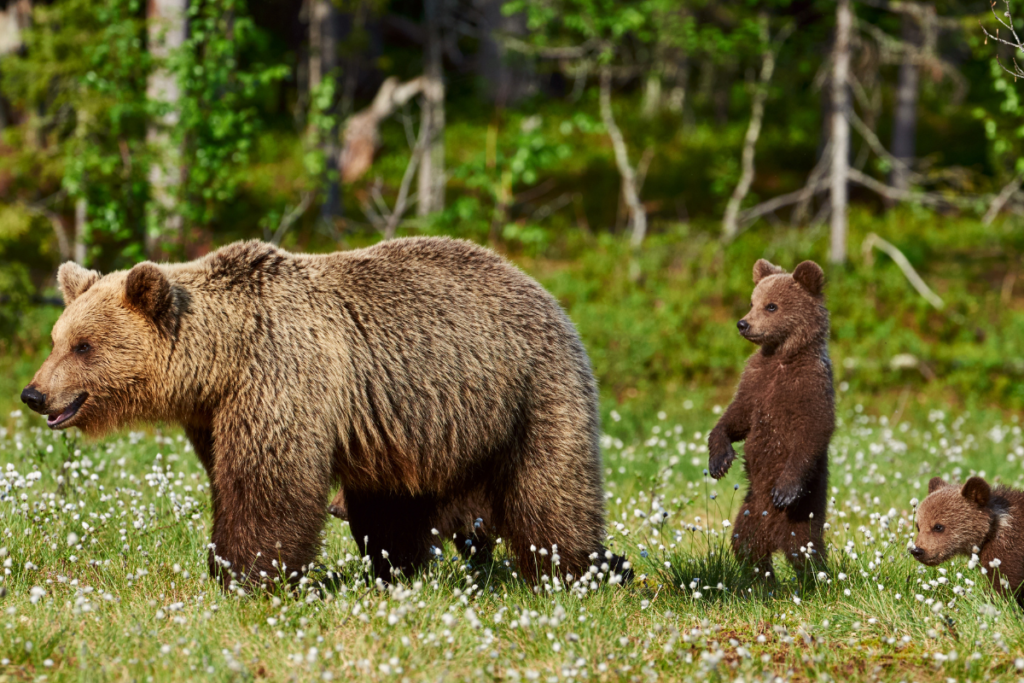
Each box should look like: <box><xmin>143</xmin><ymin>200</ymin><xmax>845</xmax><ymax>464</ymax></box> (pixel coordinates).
<box><xmin>983</xmin><ymin>172</ymin><xmax>1024</xmax><ymax>226</ymax></box>
<box><xmin>862</xmin><ymin>232</ymin><xmax>944</xmax><ymax>309</ymax></box>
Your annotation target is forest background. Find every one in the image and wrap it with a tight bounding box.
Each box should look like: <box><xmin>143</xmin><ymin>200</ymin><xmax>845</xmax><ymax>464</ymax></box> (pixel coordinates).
<box><xmin>1</xmin><ymin>0</ymin><xmax>1023</xmax><ymax>432</ymax></box>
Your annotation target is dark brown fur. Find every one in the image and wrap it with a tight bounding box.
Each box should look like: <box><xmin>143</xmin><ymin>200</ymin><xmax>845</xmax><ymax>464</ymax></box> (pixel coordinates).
<box><xmin>708</xmin><ymin>259</ymin><xmax>834</xmax><ymax>578</ymax></box>
<box><xmin>23</xmin><ymin>238</ymin><xmax>623</xmax><ymax>588</ymax></box>
<box><xmin>912</xmin><ymin>476</ymin><xmax>1024</xmax><ymax>606</ymax></box>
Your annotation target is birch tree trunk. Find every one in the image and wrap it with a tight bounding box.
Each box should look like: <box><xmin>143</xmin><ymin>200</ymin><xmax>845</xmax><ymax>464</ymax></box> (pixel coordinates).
<box><xmin>599</xmin><ymin>68</ymin><xmax>646</xmax><ymax>248</ymax></box>
<box><xmin>830</xmin><ymin>0</ymin><xmax>852</xmax><ymax>265</ymax></box>
<box><xmin>73</xmin><ymin>198</ymin><xmax>87</xmax><ymax>265</ymax></box>
<box><xmin>890</xmin><ymin>10</ymin><xmax>920</xmax><ymax>194</ymax></box>
<box><xmin>417</xmin><ymin>0</ymin><xmax>445</xmax><ymax>216</ymax></box>
<box><xmin>722</xmin><ymin>16</ymin><xmax>785</xmax><ymax>240</ymax></box>
<box><xmin>146</xmin><ymin>0</ymin><xmax>188</xmax><ymax>259</ymax></box>
<box><xmin>310</xmin><ymin>0</ymin><xmax>342</xmax><ymax>223</ymax></box>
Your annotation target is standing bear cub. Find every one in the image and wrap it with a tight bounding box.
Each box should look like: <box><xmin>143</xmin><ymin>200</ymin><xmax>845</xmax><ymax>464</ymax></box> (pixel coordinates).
<box><xmin>708</xmin><ymin>259</ymin><xmax>834</xmax><ymax>578</ymax></box>
<box><xmin>912</xmin><ymin>476</ymin><xmax>1024</xmax><ymax>606</ymax></box>
<box><xmin>21</xmin><ymin>237</ymin><xmax>626</xmax><ymax>588</ymax></box>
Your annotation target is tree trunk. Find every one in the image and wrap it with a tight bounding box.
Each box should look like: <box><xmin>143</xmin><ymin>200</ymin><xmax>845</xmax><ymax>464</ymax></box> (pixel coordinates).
<box><xmin>477</xmin><ymin>0</ymin><xmax>533</xmax><ymax>107</ymax></box>
<box><xmin>723</xmin><ymin>16</ymin><xmax>783</xmax><ymax>240</ymax></box>
<box><xmin>830</xmin><ymin>0</ymin><xmax>852</xmax><ymax>265</ymax></box>
<box><xmin>146</xmin><ymin>0</ymin><xmax>188</xmax><ymax>259</ymax></box>
<box><xmin>310</xmin><ymin>0</ymin><xmax>342</xmax><ymax>223</ymax></box>
<box><xmin>417</xmin><ymin>0</ymin><xmax>445</xmax><ymax>216</ymax></box>
<box><xmin>599</xmin><ymin>68</ymin><xmax>646</xmax><ymax>249</ymax></box>
<box><xmin>73</xmin><ymin>197</ymin><xmax>87</xmax><ymax>265</ymax></box>
<box><xmin>890</xmin><ymin>11</ymin><xmax>919</xmax><ymax>194</ymax></box>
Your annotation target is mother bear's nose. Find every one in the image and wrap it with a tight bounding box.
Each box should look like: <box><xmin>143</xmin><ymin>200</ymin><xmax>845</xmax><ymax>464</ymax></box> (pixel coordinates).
<box><xmin>909</xmin><ymin>546</ymin><xmax>924</xmax><ymax>558</ymax></box>
<box><xmin>736</xmin><ymin>320</ymin><xmax>750</xmax><ymax>332</ymax></box>
<box><xmin>20</xmin><ymin>386</ymin><xmax>46</xmax><ymax>413</ymax></box>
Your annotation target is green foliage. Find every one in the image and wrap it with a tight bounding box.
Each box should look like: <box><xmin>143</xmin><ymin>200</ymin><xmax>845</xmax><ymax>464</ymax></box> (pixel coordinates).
<box><xmin>429</xmin><ymin>114</ymin><xmax>571</xmax><ymax>252</ymax></box>
<box><xmin>162</xmin><ymin>0</ymin><xmax>289</xmax><ymax>234</ymax></box>
<box><xmin>3</xmin><ymin>0</ymin><xmax>150</xmax><ymax>265</ymax></box>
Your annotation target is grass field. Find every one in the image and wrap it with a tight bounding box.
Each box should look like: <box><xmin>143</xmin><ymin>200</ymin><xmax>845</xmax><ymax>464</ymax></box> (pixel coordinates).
<box><xmin>2</xmin><ymin>397</ymin><xmax>1024</xmax><ymax>682</ymax></box>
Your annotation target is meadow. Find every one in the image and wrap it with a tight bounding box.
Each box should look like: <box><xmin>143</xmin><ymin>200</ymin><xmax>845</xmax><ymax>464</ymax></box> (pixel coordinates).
<box><xmin>2</xmin><ymin>394</ymin><xmax>1024</xmax><ymax>682</ymax></box>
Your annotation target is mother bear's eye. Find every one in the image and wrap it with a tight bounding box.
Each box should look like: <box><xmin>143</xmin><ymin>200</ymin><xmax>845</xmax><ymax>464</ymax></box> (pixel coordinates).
<box><xmin>765</xmin><ymin>303</ymin><xmax>778</xmax><ymax>312</ymax></box>
<box><xmin>74</xmin><ymin>342</ymin><xmax>92</xmax><ymax>355</ymax></box>
<box><xmin>933</xmin><ymin>523</ymin><xmax>944</xmax><ymax>533</ymax></box>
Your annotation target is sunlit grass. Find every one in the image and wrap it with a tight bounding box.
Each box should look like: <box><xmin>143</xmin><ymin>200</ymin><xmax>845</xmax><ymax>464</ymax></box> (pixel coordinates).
<box><xmin>2</xmin><ymin>399</ymin><xmax>1024</xmax><ymax>681</ymax></box>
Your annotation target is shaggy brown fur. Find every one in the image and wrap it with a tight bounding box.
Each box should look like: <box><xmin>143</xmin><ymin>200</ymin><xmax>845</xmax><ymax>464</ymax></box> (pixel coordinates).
<box><xmin>22</xmin><ymin>237</ymin><xmax>626</xmax><ymax>588</ymax></box>
<box><xmin>708</xmin><ymin>259</ymin><xmax>834</xmax><ymax>578</ymax></box>
<box><xmin>912</xmin><ymin>476</ymin><xmax>1024</xmax><ymax>606</ymax></box>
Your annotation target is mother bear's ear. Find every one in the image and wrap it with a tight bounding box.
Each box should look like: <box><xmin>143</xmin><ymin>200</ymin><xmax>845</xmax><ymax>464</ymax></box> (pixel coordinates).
<box><xmin>57</xmin><ymin>261</ymin><xmax>101</xmax><ymax>306</ymax></box>
<box><xmin>125</xmin><ymin>262</ymin><xmax>172</xmax><ymax>322</ymax></box>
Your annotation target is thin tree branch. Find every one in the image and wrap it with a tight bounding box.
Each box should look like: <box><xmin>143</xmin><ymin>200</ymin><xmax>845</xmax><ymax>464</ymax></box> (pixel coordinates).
<box><xmin>270</xmin><ymin>192</ymin><xmax>314</xmax><ymax>246</ymax></box>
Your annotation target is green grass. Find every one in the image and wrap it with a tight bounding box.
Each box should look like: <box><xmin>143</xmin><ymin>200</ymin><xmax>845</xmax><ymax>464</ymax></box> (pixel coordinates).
<box><xmin>3</xmin><ymin>400</ymin><xmax>1024</xmax><ymax>682</ymax></box>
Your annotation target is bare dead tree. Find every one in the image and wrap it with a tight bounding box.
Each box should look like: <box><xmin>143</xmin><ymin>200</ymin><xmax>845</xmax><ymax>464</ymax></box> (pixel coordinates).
<box><xmin>722</xmin><ymin>16</ymin><xmax>793</xmax><ymax>241</ymax></box>
<box><xmin>339</xmin><ymin>76</ymin><xmax>429</xmax><ymax>184</ymax></box>
<box><xmin>361</xmin><ymin>121</ymin><xmax>430</xmax><ymax>239</ymax></box>
<box><xmin>268</xmin><ymin>192</ymin><xmax>315</xmax><ymax>246</ymax></box>
<box><xmin>831</xmin><ymin>0</ymin><xmax>853</xmax><ymax>265</ymax></box>
<box><xmin>599</xmin><ymin>68</ymin><xmax>646</xmax><ymax>248</ymax></box>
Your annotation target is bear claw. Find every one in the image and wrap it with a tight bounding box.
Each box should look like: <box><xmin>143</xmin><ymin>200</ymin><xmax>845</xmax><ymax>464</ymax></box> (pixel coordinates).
<box><xmin>771</xmin><ymin>486</ymin><xmax>802</xmax><ymax>509</ymax></box>
<box><xmin>708</xmin><ymin>446</ymin><xmax>736</xmax><ymax>479</ymax></box>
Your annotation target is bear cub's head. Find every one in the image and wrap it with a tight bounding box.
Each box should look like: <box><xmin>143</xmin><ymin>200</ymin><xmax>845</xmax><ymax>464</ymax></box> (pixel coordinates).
<box><xmin>911</xmin><ymin>476</ymin><xmax>998</xmax><ymax>566</ymax></box>
<box><xmin>20</xmin><ymin>261</ymin><xmax>179</xmax><ymax>435</ymax></box>
<box><xmin>737</xmin><ymin>259</ymin><xmax>827</xmax><ymax>353</ymax></box>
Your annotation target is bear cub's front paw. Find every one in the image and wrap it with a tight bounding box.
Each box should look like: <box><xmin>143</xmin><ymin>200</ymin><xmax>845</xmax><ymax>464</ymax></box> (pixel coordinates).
<box><xmin>708</xmin><ymin>443</ymin><xmax>736</xmax><ymax>479</ymax></box>
<box><xmin>771</xmin><ymin>483</ymin><xmax>804</xmax><ymax>509</ymax></box>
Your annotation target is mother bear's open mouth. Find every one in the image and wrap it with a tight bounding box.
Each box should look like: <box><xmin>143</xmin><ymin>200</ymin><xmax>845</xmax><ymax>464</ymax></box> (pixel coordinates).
<box><xmin>48</xmin><ymin>393</ymin><xmax>88</xmax><ymax>429</ymax></box>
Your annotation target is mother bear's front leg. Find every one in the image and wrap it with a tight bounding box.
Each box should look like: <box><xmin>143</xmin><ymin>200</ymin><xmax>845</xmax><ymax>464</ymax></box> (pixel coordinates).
<box><xmin>207</xmin><ymin>419</ymin><xmax>332</xmax><ymax>589</ymax></box>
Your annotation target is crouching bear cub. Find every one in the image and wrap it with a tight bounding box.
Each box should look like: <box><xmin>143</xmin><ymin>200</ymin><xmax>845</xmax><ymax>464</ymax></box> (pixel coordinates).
<box><xmin>21</xmin><ymin>238</ymin><xmax>628</xmax><ymax>589</ymax></box>
<box><xmin>912</xmin><ymin>477</ymin><xmax>1024</xmax><ymax>606</ymax></box>
<box><xmin>708</xmin><ymin>259</ymin><xmax>834</xmax><ymax>579</ymax></box>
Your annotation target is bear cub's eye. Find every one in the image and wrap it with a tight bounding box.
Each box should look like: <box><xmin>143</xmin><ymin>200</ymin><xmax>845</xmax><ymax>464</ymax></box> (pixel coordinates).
<box><xmin>765</xmin><ymin>303</ymin><xmax>778</xmax><ymax>312</ymax></box>
<box><xmin>932</xmin><ymin>523</ymin><xmax>944</xmax><ymax>533</ymax></box>
<box><xmin>73</xmin><ymin>342</ymin><xmax>92</xmax><ymax>355</ymax></box>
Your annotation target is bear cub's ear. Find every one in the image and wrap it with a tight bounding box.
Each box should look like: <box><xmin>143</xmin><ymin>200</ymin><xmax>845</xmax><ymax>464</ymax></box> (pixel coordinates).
<box><xmin>792</xmin><ymin>261</ymin><xmax>825</xmax><ymax>296</ymax></box>
<box><xmin>928</xmin><ymin>477</ymin><xmax>948</xmax><ymax>494</ymax></box>
<box><xmin>753</xmin><ymin>259</ymin><xmax>785</xmax><ymax>284</ymax></box>
<box><xmin>125</xmin><ymin>262</ymin><xmax>172</xmax><ymax>321</ymax></box>
<box><xmin>58</xmin><ymin>262</ymin><xmax>101</xmax><ymax>306</ymax></box>
<box><xmin>961</xmin><ymin>476</ymin><xmax>991</xmax><ymax>508</ymax></box>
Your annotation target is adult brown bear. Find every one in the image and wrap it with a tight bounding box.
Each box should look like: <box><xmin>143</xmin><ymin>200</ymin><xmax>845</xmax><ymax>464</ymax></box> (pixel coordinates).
<box><xmin>21</xmin><ymin>238</ymin><xmax>627</xmax><ymax>588</ymax></box>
